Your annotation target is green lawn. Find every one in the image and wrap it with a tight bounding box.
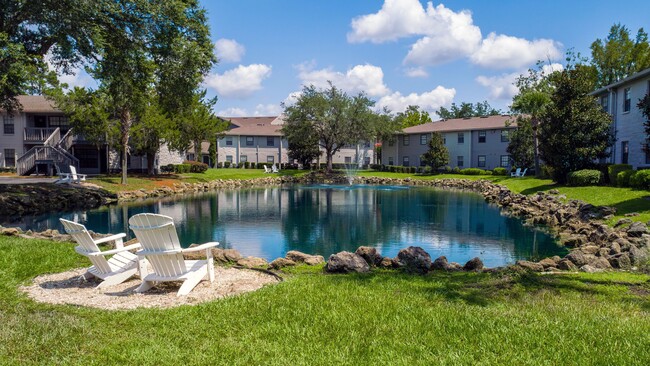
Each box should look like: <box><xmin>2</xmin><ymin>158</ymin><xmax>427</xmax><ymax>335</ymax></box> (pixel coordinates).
<box><xmin>1</xmin><ymin>236</ymin><xmax>649</xmax><ymax>365</ymax></box>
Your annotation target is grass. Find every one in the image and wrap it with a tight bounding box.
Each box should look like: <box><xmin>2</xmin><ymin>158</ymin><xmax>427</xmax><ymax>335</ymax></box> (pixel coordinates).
<box><xmin>1</xmin><ymin>235</ymin><xmax>650</xmax><ymax>365</ymax></box>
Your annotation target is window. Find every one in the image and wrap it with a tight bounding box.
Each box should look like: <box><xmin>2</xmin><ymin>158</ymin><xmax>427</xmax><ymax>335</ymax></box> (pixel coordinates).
<box><xmin>600</xmin><ymin>95</ymin><xmax>608</xmax><ymax>112</ymax></box>
<box><xmin>478</xmin><ymin>155</ymin><xmax>486</xmax><ymax>168</ymax></box>
<box><xmin>388</xmin><ymin>157</ymin><xmax>394</xmax><ymax>165</ymax></box>
<box><xmin>3</xmin><ymin>117</ymin><xmax>14</xmax><ymax>135</ymax></box>
<box><xmin>225</xmin><ymin>137</ymin><xmax>233</xmax><ymax>146</ymax></box>
<box><xmin>623</xmin><ymin>88</ymin><xmax>631</xmax><ymax>112</ymax></box>
<box><xmin>267</xmin><ymin>137</ymin><xmax>274</xmax><ymax>147</ymax></box>
<box><xmin>49</xmin><ymin>116</ymin><xmax>69</xmax><ymax>131</ymax></box>
<box><xmin>457</xmin><ymin>133</ymin><xmax>464</xmax><ymax>144</ymax></box>
<box><xmin>186</xmin><ymin>153</ymin><xmax>195</xmax><ymax>161</ymax></box>
<box><xmin>457</xmin><ymin>156</ymin><xmax>464</xmax><ymax>167</ymax></box>
<box><xmin>500</xmin><ymin>155</ymin><xmax>510</xmax><ymax>167</ymax></box>
<box><xmin>4</xmin><ymin>149</ymin><xmax>15</xmax><ymax>167</ymax></box>
<box><xmin>402</xmin><ymin>156</ymin><xmax>410</xmax><ymax>166</ymax></box>
<box><xmin>345</xmin><ymin>156</ymin><xmax>352</xmax><ymax>164</ymax></box>
<box><xmin>420</xmin><ymin>134</ymin><xmax>427</xmax><ymax>145</ymax></box>
<box><xmin>202</xmin><ymin>155</ymin><xmax>210</xmax><ymax>165</ymax></box>
<box><xmin>478</xmin><ymin>131</ymin><xmax>486</xmax><ymax>143</ymax></box>
<box><xmin>500</xmin><ymin>129</ymin><xmax>510</xmax><ymax>142</ymax></box>
<box><xmin>75</xmin><ymin>148</ymin><xmax>99</xmax><ymax>169</ymax></box>
<box><xmin>622</xmin><ymin>141</ymin><xmax>629</xmax><ymax>164</ymax></box>
<box><xmin>245</xmin><ymin>137</ymin><xmax>254</xmax><ymax>146</ymax></box>
<box><xmin>403</xmin><ymin>135</ymin><xmax>410</xmax><ymax>146</ymax></box>
<box><xmin>226</xmin><ymin>155</ymin><xmax>233</xmax><ymax>163</ymax></box>
<box><xmin>443</xmin><ymin>137</ymin><xmax>446</xmax><ymax>144</ymax></box>
<box><xmin>267</xmin><ymin>155</ymin><xmax>274</xmax><ymax>163</ymax></box>
<box><xmin>240</xmin><ymin>155</ymin><xmax>248</xmax><ymax>163</ymax></box>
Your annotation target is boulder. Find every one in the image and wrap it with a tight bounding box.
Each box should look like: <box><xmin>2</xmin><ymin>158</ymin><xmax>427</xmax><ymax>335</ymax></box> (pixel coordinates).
<box><xmin>590</xmin><ymin>256</ymin><xmax>612</xmax><ymax>270</ymax></box>
<box><xmin>627</xmin><ymin>222</ymin><xmax>648</xmax><ymax>237</ymax></box>
<box><xmin>516</xmin><ymin>260</ymin><xmax>544</xmax><ymax>272</ymax></box>
<box><xmin>580</xmin><ymin>245</ymin><xmax>600</xmax><ymax>255</ymax></box>
<box><xmin>355</xmin><ymin>246</ymin><xmax>383</xmax><ymax>267</ymax></box>
<box><xmin>224</xmin><ymin>249</ymin><xmax>243</xmax><ymax>262</ymax></box>
<box><xmin>395</xmin><ymin>246</ymin><xmax>432</xmax><ymax>274</ymax></box>
<box><xmin>325</xmin><ymin>251</ymin><xmax>370</xmax><ymax>273</ymax></box>
<box><xmin>538</xmin><ymin>258</ymin><xmax>557</xmax><ymax>269</ymax></box>
<box><xmin>303</xmin><ymin>256</ymin><xmax>325</xmax><ymax>266</ymax></box>
<box><xmin>237</xmin><ymin>256</ymin><xmax>268</xmax><ymax>268</ymax></box>
<box><xmin>1</xmin><ymin>227</ymin><xmax>20</xmax><ymax>236</ymax></box>
<box><xmin>463</xmin><ymin>257</ymin><xmax>484</xmax><ymax>271</ymax></box>
<box><xmin>580</xmin><ymin>265</ymin><xmax>604</xmax><ymax>273</ymax></box>
<box><xmin>447</xmin><ymin>262</ymin><xmax>463</xmax><ymax>271</ymax></box>
<box><xmin>614</xmin><ymin>218</ymin><xmax>632</xmax><ymax>227</ymax></box>
<box><xmin>558</xmin><ymin>259</ymin><xmax>578</xmax><ymax>271</ymax></box>
<box><xmin>286</xmin><ymin>250</ymin><xmax>324</xmax><ymax>265</ymax></box>
<box><xmin>430</xmin><ymin>256</ymin><xmax>449</xmax><ymax>270</ymax></box>
<box><xmin>628</xmin><ymin>245</ymin><xmax>649</xmax><ymax>266</ymax></box>
<box><xmin>269</xmin><ymin>258</ymin><xmax>296</xmax><ymax>270</ymax></box>
<box><xmin>565</xmin><ymin>251</ymin><xmax>596</xmax><ymax>267</ymax></box>
<box><xmin>378</xmin><ymin>257</ymin><xmax>395</xmax><ymax>268</ymax></box>
<box><xmin>608</xmin><ymin>253</ymin><xmax>631</xmax><ymax>269</ymax></box>
<box><xmin>609</xmin><ymin>242</ymin><xmax>621</xmax><ymax>255</ymax></box>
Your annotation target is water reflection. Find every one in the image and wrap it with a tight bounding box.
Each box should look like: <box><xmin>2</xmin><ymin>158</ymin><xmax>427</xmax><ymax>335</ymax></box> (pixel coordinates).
<box><xmin>3</xmin><ymin>185</ymin><xmax>565</xmax><ymax>267</ymax></box>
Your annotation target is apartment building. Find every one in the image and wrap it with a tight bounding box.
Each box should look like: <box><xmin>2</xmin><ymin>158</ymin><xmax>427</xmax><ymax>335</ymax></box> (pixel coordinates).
<box><xmin>592</xmin><ymin>67</ymin><xmax>650</xmax><ymax>168</ymax></box>
<box><xmin>381</xmin><ymin>115</ymin><xmax>516</xmax><ymax>169</ymax></box>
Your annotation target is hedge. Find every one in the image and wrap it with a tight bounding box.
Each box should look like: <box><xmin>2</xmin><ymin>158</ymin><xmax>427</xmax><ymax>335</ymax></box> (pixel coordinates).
<box><xmin>567</xmin><ymin>169</ymin><xmax>602</xmax><ymax>186</ymax></box>
<box><xmin>629</xmin><ymin>170</ymin><xmax>650</xmax><ymax>190</ymax></box>
<box><xmin>182</xmin><ymin>160</ymin><xmax>208</xmax><ymax>173</ymax></box>
<box><xmin>492</xmin><ymin>167</ymin><xmax>507</xmax><ymax>176</ymax></box>
<box><xmin>616</xmin><ymin>170</ymin><xmax>635</xmax><ymax>187</ymax></box>
<box><xmin>608</xmin><ymin>164</ymin><xmax>632</xmax><ymax>186</ymax></box>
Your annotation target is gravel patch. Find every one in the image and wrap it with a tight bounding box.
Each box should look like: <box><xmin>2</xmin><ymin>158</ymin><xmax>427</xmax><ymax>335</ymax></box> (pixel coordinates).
<box><xmin>21</xmin><ymin>266</ymin><xmax>280</xmax><ymax>310</ymax></box>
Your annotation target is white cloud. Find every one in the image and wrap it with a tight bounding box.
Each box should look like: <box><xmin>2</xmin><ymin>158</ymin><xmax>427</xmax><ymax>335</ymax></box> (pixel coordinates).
<box><xmin>470</xmin><ymin>33</ymin><xmax>562</xmax><ymax>69</ymax></box>
<box><xmin>541</xmin><ymin>63</ymin><xmax>564</xmax><ymax>75</ymax></box>
<box><xmin>297</xmin><ymin>63</ymin><xmax>389</xmax><ymax>97</ymax></box>
<box><xmin>377</xmin><ymin>86</ymin><xmax>456</xmax><ymax>114</ymax></box>
<box><xmin>253</xmin><ymin>103</ymin><xmax>282</xmax><ymax>116</ymax></box>
<box><xmin>214</xmin><ymin>39</ymin><xmax>245</xmax><ymax>63</ymax></box>
<box><xmin>404</xmin><ymin>67</ymin><xmax>429</xmax><ymax>78</ymax></box>
<box><xmin>348</xmin><ymin>0</ymin><xmax>433</xmax><ymax>43</ymax></box>
<box><xmin>475</xmin><ymin>73</ymin><xmax>520</xmax><ymax>100</ymax></box>
<box><xmin>45</xmin><ymin>52</ymin><xmax>95</xmax><ymax>89</ymax></box>
<box><xmin>205</xmin><ymin>64</ymin><xmax>272</xmax><ymax>99</ymax></box>
<box><xmin>217</xmin><ymin>107</ymin><xmax>248</xmax><ymax>117</ymax></box>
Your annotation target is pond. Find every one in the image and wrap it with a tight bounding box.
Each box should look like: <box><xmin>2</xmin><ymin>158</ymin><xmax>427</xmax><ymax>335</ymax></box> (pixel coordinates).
<box><xmin>4</xmin><ymin>185</ymin><xmax>566</xmax><ymax>267</ymax></box>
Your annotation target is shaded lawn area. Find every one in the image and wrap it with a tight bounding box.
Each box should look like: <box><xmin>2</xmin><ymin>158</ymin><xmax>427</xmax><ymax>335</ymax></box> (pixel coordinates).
<box><xmin>2</xmin><ymin>236</ymin><xmax>650</xmax><ymax>365</ymax></box>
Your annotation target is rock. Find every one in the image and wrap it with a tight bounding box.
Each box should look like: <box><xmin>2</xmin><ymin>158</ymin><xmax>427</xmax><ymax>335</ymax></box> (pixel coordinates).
<box><xmin>269</xmin><ymin>258</ymin><xmax>296</xmax><ymax>270</ymax></box>
<box><xmin>1</xmin><ymin>227</ymin><xmax>20</xmax><ymax>236</ymax></box>
<box><xmin>590</xmin><ymin>256</ymin><xmax>612</xmax><ymax>270</ymax></box>
<box><xmin>325</xmin><ymin>251</ymin><xmax>370</xmax><ymax>273</ymax></box>
<box><xmin>516</xmin><ymin>260</ymin><xmax>544</xmax><ymax>272</ymax></box>
<box><xmin>566</xmin><ymin>251</ymin><xmax>596</xmax><ymax>267</ymax></box>
<box><xmin>551</xmin><ymin>256</ymin><xmax>562</xmax><ymax>264</ymax></box>
<box><xmin>562</xmin><ymin>236</ymin><xmax>585</xmax><ymax>248</ymax></box>
<box><xmin>609</xmin><ymin>242</ymin><xmax>621</xmax><ymax>255</ymax></box>
<box><xmin>624</xmin><ymin>212</ymin><xmax>640</xmax><ymax>217</ymax></box>
<box><xmin>447</xmin><ymin>262</ymin><xmax>463</xmax><ymax>271</ymax></box>
<box><xmin>627</xmin><ymin>222</ymin><xmax>648</xmax><ymax>237</ymax></box>
<box><xmin>355</xmin><ymin>246</ymin><xmax>383</xmax><ymax>267</ymax></box>
<box><xmin>237</xmin><ymin>256</ymin><xmax>268</xmax><ymax>268</ymax></box>
<box><xmin>223</xmin><ymin>249</ymin><xmax>243</xmax><ymax>262</ymax></box>
<box><xmin>463</xmin><ymin>257</ymin><xmax>484</xmax><ymax>271</ymax></box>
<box><xmin>608</xmin><ymin>253</ymin><xmax>631</xmax><ymax>269</ymax></box>
<box><xmin>538</xmin><ymin>258</ymin><xmax>557</xmax><ymax>269</ymax></box>
<box><xmin>378</xmin><ymin>257</ymin><xmax>394</xmax><ymax>268</ymax></box>
<box><xmin>558</xmin><ymin>259</ymin><xmax>578</xmax><ymax>271</ymax></box>
<box><xmin>580</xmin><ymin>245</ymin><xmax>600</xmax><ymax>255</ymax></box>
<box><xmin>304</xmin><ymin>255</ymin><xmax>325</xmax><ymax>266</ymax></box>
<box><xmin>580</xmin><ymin>265</ymin><xmax>604</xmax><ymax>273</ymax></box>
<box><xmin>628</xmin><ymin>245</ymin><xmax>649</xmax><ymax>265</ymax></box>
<box><xmin>395</xmin><ymin>246</ymin><xmax>432</xmax><ymax>274</ymax></box>
<box><xmin>431</xmin><ymin>256</ymin><xmax>449</xmax><ymax>270</ymax></box>
<box><xmin>549</xmin><ymin>189</ymin><xmax>560</xmax><ymax>194</ymax></box>
<box><xmin>286</xmin><ymin>250</ymin><xmax>324</xmax><ymax>265</ymax></box>
<box><xmin>615</xmin><ymin>218</ymin><xmax>632</xmax><ymax>227</ymax></box>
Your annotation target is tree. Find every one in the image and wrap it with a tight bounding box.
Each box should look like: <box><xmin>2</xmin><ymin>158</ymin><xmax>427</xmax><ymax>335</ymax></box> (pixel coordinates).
<box><xmin>591</xmin><ymin>24</ymin><xmax>650</xmax><ymax>88</ymax></box>
<box><xmin>538</xmin><ymin>65</ymin><xmax>614</xmax><ymax>183</ymax></box>
<box><xmin>130</xmin><ymin>96</ymin><xmax>173</xmax><ymax>175</ymax></box>
<box><xmin>506</xmin><ymin>116</ymin><xmax>534</xmax><ymax>169</ymax></box>
<box><xmin>282</xmin><ymin>83</ymin><xmax>396</xmax><ymax>172</ymax></box>
<box><xmin>394</xmin><ymin>105</ymin><xmax>432</xmax><ymax>128</ymax></box>
<box><xmin>420</xmin><ymin>132</ymin><xmax>448</xmax><ymax>171</ymax></box>
<box><xmin>639</xmin><ymin>93</ymin><xmax>650</xmax><ymax>155</ymax></box>
<box><xmin>436</xmin><ymin>101</ymin><xmax>501</xmax><ymax>119</ymax></box>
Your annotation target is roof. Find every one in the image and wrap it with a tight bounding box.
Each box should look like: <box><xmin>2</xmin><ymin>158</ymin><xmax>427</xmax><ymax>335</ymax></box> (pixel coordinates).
<box><xmin>400</xmin><ymin>115</ymin><xmax>516</xmax><ymax>134</ymax></box>
<box><xmin>8</xmin><ymin>95</ymin><xmax>61</xmax><ymax>114</ymax></box>
<box><xmin>220</xmin><ymin>116</ymin><xmax>284</xmax><ymax>136</ymax></box>
<box><xmin>591</xmin><ymin>67</ymin><xmax>650</xmax><ymax>95</ymax></box>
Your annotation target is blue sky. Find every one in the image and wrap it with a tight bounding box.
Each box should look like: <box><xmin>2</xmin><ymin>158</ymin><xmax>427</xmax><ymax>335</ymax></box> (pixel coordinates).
<box><xmin>58</xmin><ymin>0</ymin><xmax>650</xmax><ymax>118</ymax></box>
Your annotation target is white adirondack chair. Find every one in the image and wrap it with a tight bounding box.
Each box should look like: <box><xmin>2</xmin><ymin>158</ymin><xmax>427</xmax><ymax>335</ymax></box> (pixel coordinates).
<box><xmin>271</xmin><ymin>164</ymin><xmax>279</xmax><ymax>173</ymax></box>
<box><xmin>60</xmin><ymin>219</ymin><xmax>142</xmax><ymax>288</ymax></box>
<box><xmin>263</xmin><ymin>165</ymin><xmax>271</xmax><ymax>173</ymax></box>
<box><xmin>128</xmin><ymin>213</ymin><xmax>219</xmax><ymax>296</ymax></box>
<box><xmin>510</xmin><ymin>168</ymin><xmax>522</xmax><ymax>177</ymax></box>
<box><xmin>519</xmin><ymin>168</ymin><xmax>528</xmax><ymax>178</ymax></box>
<box><xmin>56</xmin><ymin>165</ymin><xmax>87</xmax><ymax>184</ymax></box>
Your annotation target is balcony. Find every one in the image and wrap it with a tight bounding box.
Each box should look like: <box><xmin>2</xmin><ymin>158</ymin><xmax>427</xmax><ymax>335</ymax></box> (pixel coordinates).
<box><xmin>24</xmin><ymin>128</ymin><xmax>57</xmax><ymax>142</ymax></box>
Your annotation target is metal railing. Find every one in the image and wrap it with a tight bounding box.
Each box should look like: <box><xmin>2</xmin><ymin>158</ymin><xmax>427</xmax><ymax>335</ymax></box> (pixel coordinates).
<box><xmin>16</xmin><ymin>128</ymin><xmax>79</xmax><ymax>176</ymax></box>
<box><xmin>23</xmin><ymin>127</ymin><xmax>57</xmax><ymax>142</ymax></box>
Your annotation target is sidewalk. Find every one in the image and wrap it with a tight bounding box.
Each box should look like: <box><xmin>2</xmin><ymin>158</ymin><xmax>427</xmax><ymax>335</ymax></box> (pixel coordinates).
<box><xmin>0</xmin><ymin>176</ymin><xmax>58</xmax><ymax>185</ymax></box>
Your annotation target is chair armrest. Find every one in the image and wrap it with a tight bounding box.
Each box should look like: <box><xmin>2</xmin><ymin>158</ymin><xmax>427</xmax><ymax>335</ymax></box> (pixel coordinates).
<box><xmin>58</xmin><ymin>173</ymin><xmax>71</xmax><ymax>178</ymax></box>
<box><xmin>136</xmin><ymin>248</ymin><xmax>183</xmax><ymax>256</ymax></box>
<box><xmin>94</xmin><ymin>233</ymin><xmax>127</xmax><ymax>245</ymax></box>
<box><xmin>181</xmin><ymin>242</ymin><xmax>219</xmax><ymax>253</ymax></box>
<box><xmin>85</xmin><ymin>243</ymin><xmax>142</xmax><ymax>257</ymax></box>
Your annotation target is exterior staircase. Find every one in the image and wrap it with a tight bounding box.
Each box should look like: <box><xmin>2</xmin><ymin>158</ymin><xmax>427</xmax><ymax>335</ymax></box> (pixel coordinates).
<box><xmin>16</xmin><ymin>128</ymin><xmax>80</xmax><ymax>176</ymax></box>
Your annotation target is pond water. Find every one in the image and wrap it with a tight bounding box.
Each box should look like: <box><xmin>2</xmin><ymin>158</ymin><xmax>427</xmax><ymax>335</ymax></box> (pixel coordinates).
<box><xmin>4</xmin><ymin>185</ymin><xmax>565</xmax><ymax>267</ymax></box>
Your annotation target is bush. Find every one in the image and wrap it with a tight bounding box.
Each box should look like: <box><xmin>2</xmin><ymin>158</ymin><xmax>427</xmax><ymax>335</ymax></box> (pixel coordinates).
<box><xmin>172</xmin><ymin>164</ymin><xmax>191</xmax><ymax>174</ymax></box>
<box><xmin>460</xmin><ymin>168</ymin><xmax>484</xmax><ymax>175</ymax></box>
<box><xmin>182</xmin><ymin>160</ymin><xmax>208</xmax><ymax>173</ymax></box>
<box><xmin>223</xmin><ymin>162</ymin><xmax>231</xmax><ymax>168</ymax></box>
<box><xmin>481</xmin><ymin>170</ymin><xmax>493</xmax><ymax>175</ymax></box>
<box><xmin>452</xmin><ymin>167</ymin><xmax>461</xmax><ymax>174</ymax></box>
<box><xmin>616</xmin><ymin>170</ymin><xmax>635</xmax><ymax>187</ymax></box>
<box><xmin>540</xmin><ymin>165</ymin><xmax>554</xmax><ymax>179</ymax></box>
<box><xmin>567</xmin><ymin>169</ymin><xmax>602</xmax><ymax>186</ymax></box>
<box><xmin>492</xmin><ymin>167</ymin><xmax>507</xmax><ymax>176</ymax></box>
<box><xmin>370</xmin><ymin>164</ymin><xmax>381</xmax><ymax>171</ymax></box>
<box><xmin>608</xmin><ymin>164</ymin><xmax>632</xmax><ymax>185</ymax></box>
<box><xmin>161</xmin><ymin>164</ymin><xmax>174</xmax><ymax>174</ymax></box>
<box><xmin>630</xmin><ymin>170</ymin><xmax>650</xmax><ymax>190</ymax></box>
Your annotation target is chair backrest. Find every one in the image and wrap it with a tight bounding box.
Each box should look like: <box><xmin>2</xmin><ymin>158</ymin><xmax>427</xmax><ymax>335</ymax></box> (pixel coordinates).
<box><xmin>521</xmin><ymin>168</ymin><xmax>528</xmax><ymax>176</ymax></box>
<box><xmin>264</xmin><ymin>165</ymin><xmax>270</xmax><ymax>173</ymax></box>
<box><xmin>272</xmin><ymin>164</ymin><xmax>278</xmax><ymax>173</ymax></box>
<box><xmin>60</xmin><ymin>219</ymin><xmax>112</xmax><ymax>273</ymax></box>
<box><xmin>129</xmin><ymin>213</ymin><xmax>187</xmax><ymax>276</ymax></box>
<box><xmin>69</xmin><ymin>165</ymin><xmax>79</xmax><ymax>180</ymax></box>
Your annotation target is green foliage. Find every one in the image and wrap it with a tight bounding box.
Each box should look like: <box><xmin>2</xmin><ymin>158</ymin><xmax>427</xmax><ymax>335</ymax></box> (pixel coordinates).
<box><xmin>567</xmin><ymin>169</ymin><xmax>603</xmax><ymax>186</ymax></box>
<box><xmin>208</xmin><ymin>141</ymin><xmax>217</xmax><ymax>168</ymax></box>
<box><xmin>617</xmin><ymin>170</ymin><xmax>636</xmax><ymax>187</ymax></box>
<box><xmin>182</xmin><ymin>160</ymin><xmax>208</xmax><ymax>173</ymax></box>
<box><xmin>590</xmin><ymin>24</ymin><xmax>650</xmax><ymax>88</ymax></box>
<box><xmin>630</xmin><ymin>170</ymin><xmax>650</xmax><ymax>190</ymax></box>
<box><xmin>492</xmin><ymin>167</ymin><xmax>507</xmax><ymax>176</ymax></box>
<box><xmin>460</xmin><ymin>168</ymin><xmax>486</xmax><ymax>175</ymax></box>
<box><xmin>538</xmin><ymin>65</ymin><xmax>614</xmax><ymax>183</ymax></box>
<box><xmin>436</xmin><ymin>100</ymin><xmax>501</xmax><ymax>119</ymax></box>
<box><xmin>608</xmin><ymin>164</ymin><xmax>633</xmax><ymax>186</ymax></box>
<box><xmin>394</xmin><ymin>105</ymin><xmax>432</xmax><ymax>128</ymax></box>
<box><xmin>420</xmin><ymin>132</ymin><xmax>448</xmax><ymax>170</ymax></box>
<box><xmin>639</xmin><ymin>94</ymin><xmax>650</xmax><ymax>155</ymax></box>
<box><xmin>506</xmin><ymin>116</ymin><xmax>534</xmax><ymax>168</ymax></box>
<box><xmin>223</xmin><ymin>162</ymin><xmax>231</xmax><ymax>168</ymax></box>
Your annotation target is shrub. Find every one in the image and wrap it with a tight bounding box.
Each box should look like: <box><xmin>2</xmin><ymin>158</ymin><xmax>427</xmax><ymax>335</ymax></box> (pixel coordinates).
<box><xmin>452</xmin><ymin>167</ymin><xmax>461</xmax><ymax>174</ymax></box>
<box><xmin>616</xmin><ymin>170</ymin><xmax>635</xmax><ymax>187</ymax></box>
<box><xmin>370</xmin><ymin>164</ymin><xmax>381</xmax><ymax>171</ymax></box>
<box><xmin>182</xmin><ymin>160</ymin><xmax>208</xmax><ymax>173</ymax></box>
<box><xmin>161</xmin><ymin>164</ymin><xmax>174</xmax><ymax>174</ymax></box>
<box><xmin>172</xmin><ymin>164</ymin><xmax>191</xmax><ymax>174</ymax></box>
<box><xmin>481</xmin><ymin>170</ymin><xmax>493</xmax><ymax>175</ymax></box>
<box><xmin>443</xmin><ymin>166</ymin><xmax>452</xmax><ymax>173</ymax></box>
<box><xmin>630</xmin><ymin>170</ymin><xmax>650</xmax><ymax>190</ymax></box>
<box><xmin>460</xmin><ymin>168</ymin><xmax>484</xmax><ymax>175</ymax></box>
<box><xmin>540</xmin><ymin>165</ymin><xmax>554</xmax><ymax>179</ymax></box>
<box><xmin>410</xmin><ymin>166</ymin><xmax>417</xmax><ymax>173</ymax></box>
<box><xmin>606</xmin><ymin>164</ymin><xmax>631</xmax><ymax>186</ymax></box>
<box><xmin>492</xmin><ymin>167</ymin><xmax>507</xmax><ymax>176</ymax></box>
<box><xmin>567</xmin><ymin>169</ymin><xmax>602</xmax><ymax>186</ymax></box>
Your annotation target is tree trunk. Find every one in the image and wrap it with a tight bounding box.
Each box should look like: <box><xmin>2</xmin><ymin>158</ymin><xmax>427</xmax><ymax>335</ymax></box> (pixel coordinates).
<box><xmin>146</xmin><ymin>151</ymin><xmax>155</xmax><ymax>175</ymax></box>
<box><xmin>533</xmin><ymin>118</ymin><xmax>540</xmax><ymax>177</ymax></box>
<box><xmin>326</xmin><ymin>150</ymin><xmax>333</xmax><ymax>172</ymax></box>
<box><xmin>120</xmin><ymin>108</ymin><xmax>132</xmax><ymax>185</ymax></box>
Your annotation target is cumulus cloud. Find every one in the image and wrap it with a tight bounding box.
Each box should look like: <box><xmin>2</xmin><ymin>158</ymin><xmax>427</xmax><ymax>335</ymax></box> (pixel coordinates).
<box><xmin>470</xmin><ymin>33</ymin><xmax>562</xmax><ymax>69</ymax></box>
<box><xmin>45</xmin><ymin>53</ymin><xmax>95</xmax><ymax>89</ymax></box>
<box><xmin>217</xmin><ymin>107</ymin><xmax>248</xmax><ymax>117</ymax></box>
<box><xmin>253</xmin><ymin>103</ymin><xmax>282</xmax><ymax>116</ymax></box>
<box><xmin>205</xmin><ymin>64</ymin><xmax>272</xmax><ymax>99</ymax></box>
<box><xmin>297</xmin><ymin>63</ymin><xmax>390</xmax><ymax>97</ymax></box>
<box><xmin>404</xmin><ymin>67</ymin><xmax>429</xmax><ymax>78</ymax></box>
<box><xmin>349</xmin><ymin>1</ymin><xmax>562</xmax><ymax>69</ymax></box>
<box><xmin>475</xmin><ymin>63</ymin><xmax>564</xmax><ymax>100</ymax></box>
<box><xmin>214</xmin><ymin>39</ymin><xmax>245</xmax><ymax>63</ymax></box>
<box><xmin>377</xmin><ymin>86</ymin><xmax>456</xmax><ymax>114</ymax></box>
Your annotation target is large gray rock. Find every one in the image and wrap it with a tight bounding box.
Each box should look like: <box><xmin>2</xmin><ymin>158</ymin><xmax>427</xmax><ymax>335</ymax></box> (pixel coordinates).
<box><xmin>325</xmin><ymin>251</ymin><xmax>370</xmax><ymax>273</ymax></box>
<box><xmin>558</xmin><ymin>259</ymin><xmax>578</xmax><ymax>271</ymax></box>
<box><xmin>237</xmin><ymin>256</ymin><xmax>268</xmax><ymax>268</ymax></box>
<box><xmin>355</xmin><ymin>246</ymin><xmax>383</xmax><ymax>267</ymax></box>
<box><xmin>580</xmin><ymin>265</ymin><xmax>604</xmax><ymax>273</ymax></box>
<box><xmin>608</xmin><ymin>253</ymin><xmax>631</xmax><ymax>269</ymax></box>
<box><xmin>628</xmin><ymin>245</ymin><xmax>649</xmax><ymax>266</ymax></box>
<box><xmin>463</xmin><ymin>257</ymin><xmax>484</xmax><ymax>271</ymax></box>
<box><xmin>378</xmin><ymin>257</ymin><xmax>395</xmax><ymax>268</ymax></box>
<box><xmin>431</xmin><ymin>256</ymin><xmax>449</xmax><ymax>270</ymax></box>
<box><xmin>538</xmin><ymin>258</ymin><xmax>558</xmax><ymax>269</ymax></box>
<box><xmin>286</xmin><ymin>250</ymin><xmax>324</xmax><ymax>265</ymax></box>
<box><xmin>565</xmin><ymin>251</ymin><xmax>596</xmax><ymax>267</ymax></box>
<box><xmin>269</xmin><ymin>258</ymin><xmax>296</xmax><ymax>270</ymax></box>
<box><xmin>395</xmin><ymin>246</ymin><xmax>432</xmax><ymax>274</ymax></box>
<box><xmin>516</xmin><ymin>260</ymin><xmax>544</xmax><ymax>272</ymax></box>
<box><xmin>627</xmin><ymin>222</ymin><xmax>648</xmax><ymax>237</ymax></box>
